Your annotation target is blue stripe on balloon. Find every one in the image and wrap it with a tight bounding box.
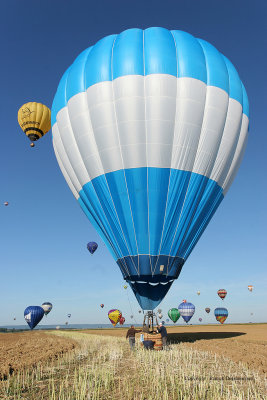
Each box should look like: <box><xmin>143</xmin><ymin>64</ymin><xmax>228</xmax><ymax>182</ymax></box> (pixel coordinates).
<box><xmin>197</xmin><ymin>39</ymin><xmax>229</xmax><ymax>94</ymax></box>
<box><xmin>79</xmin><ymin>168</ymin><xmax>223</xmax><ymax>262</ymax></box>
<box><xmin>241</xmin><ymin>82</ymin><xmax>249</xmax><ymax>118</ymax></box>
<box><xmin>171</xmin><ymin>30</ymin><xmax>207</xmax><ymax>82</ymax></box>
<box><xmin>84</xmin><ymin>34</ymin><xmax>117</xmax><ymax>88</ymax></box>
<box><xmin>113</xmin><ymin>28</ymin><xmax>144</xmax><ymax>79</ymax></box>
<box><xmin>144</xmin><ymin>27</ymin><xmax>177</xmax><ymax>76</ymax></box>
<box><xmin>51</xmin><ymin>28</ymin><xmax>249</xmax><ymax>126</ymax></box>
<box><xmin>223</xmin><ymin>56</ymin><xmax>243</xmax><ymax>105</ymax></box>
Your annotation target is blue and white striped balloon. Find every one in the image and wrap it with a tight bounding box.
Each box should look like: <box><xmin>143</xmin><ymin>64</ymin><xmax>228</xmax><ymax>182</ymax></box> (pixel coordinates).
<box><xmin>178</xmin><ymin>302</ymin><xmax>195</xmax><ymax>323</ymax></box>
<box><xmin>52</xmin><ymin>28</ymin><xmax>249</xmax><ymax>310</ymax></box>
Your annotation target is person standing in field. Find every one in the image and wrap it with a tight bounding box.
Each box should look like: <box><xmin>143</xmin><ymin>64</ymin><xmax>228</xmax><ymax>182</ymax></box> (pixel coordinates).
<box><xmin>126</xmin><ymin>325</ymin><xmax>142</xmax><ymax>350</ymax></box>
<box><xmin>157</xmin><ymin>322</ymin><xmax>168</xmax><ymax>350</ymax></box>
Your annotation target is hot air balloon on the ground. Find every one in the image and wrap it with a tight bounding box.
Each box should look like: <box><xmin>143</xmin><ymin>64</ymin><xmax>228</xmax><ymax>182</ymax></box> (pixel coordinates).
<box><xmin>199</xmin><ymin>318</ymin><xmax>202</xmax><ymax>322</ymax></box>
<box><xmin>4</xmin><ymin>202</ymin><xmax>9</xmax><ymax>206</ymax></box>
<box><xmin>67</xmin><ymin>314</ymin><xmax>71</xmax><ymax>318</ymax></box>
<box><xmin>119</xmin><ymin>316</ymin><xmax>125</xmax><ymax>325</ymax></box>
<box><xmin>217</xmin><ymin>289</ymin><xmax>227</xmax><ymax>300</ymax></box>
<box><xmin>178</xmin><ymin>302</ymin><xmax>195</xmax><ymax>323</ymax></box>
<box><xmin>100</xmin><ymin>304</ymin><xmax>104</xmax><ymax>308</ymax></box>
<box><xmin>52</xmin><ymin>28</ymin><xmax>249</xmax><ymax>311</ymax></box>
<box><xmin>41</xmin><ymin>302</ymin><xmax>53</xmax><ymax>316</ymax></box>
<box><xmin>18</xmin><ymin>102</ymin><xmax>51</xmax><ymax>147</ymax></box>
<box><xmin>87</xmin><ymin>242</ymin><xmax>98</xmax><ymax>255</ymax></box>
<box><xmin>214</xmin><ymin>308</ymin><xmax>228</xmax><ymax>324</ymax></box>
<box><xmin>168</xmin><ymin>308</ymin><xmax>180</xmax><ymax>323</ymax></box>
<box><xmin>197</xmin><ymin>291</ymin><xmax>200</xmax><ymax>296</ymax></box>
<box><xmin>108</xmin><ymin>309</ymin><xmax>122</xmax><ymax>327</ymax></box>
<box><xmin>24</xmin><ymin>306</ymin><xmax>44</xmax><ymax>330</ymax></box>
<box><xmin>248</xmin><ymin>285</ymin><xmax>253</xmax><ymax>292</ymax></box>
<box><xmin>205</xmin><ymin>308</ymin><xmax>211</xmax><ymax>314</ymax></box>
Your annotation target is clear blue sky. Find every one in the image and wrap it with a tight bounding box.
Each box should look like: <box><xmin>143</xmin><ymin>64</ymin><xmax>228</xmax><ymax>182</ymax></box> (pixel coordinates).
<box><xmin>0</xmin><ymin>0</ymin><xmax>266</xmax><ymax>326</ymax></box>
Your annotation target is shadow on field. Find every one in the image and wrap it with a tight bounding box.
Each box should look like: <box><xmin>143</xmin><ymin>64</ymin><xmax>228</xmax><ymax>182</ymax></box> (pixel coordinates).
<box><xmin>167</xmin><ymin>331</ymin><xmax>245</xmax><ymax>343</ymax></box>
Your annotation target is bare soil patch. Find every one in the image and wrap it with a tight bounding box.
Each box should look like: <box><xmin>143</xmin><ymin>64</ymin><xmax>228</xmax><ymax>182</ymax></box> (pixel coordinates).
<box><xmin>0</xmin><ymin>331</ymin><xmax>77</xmax><ymax>380</ymax></box>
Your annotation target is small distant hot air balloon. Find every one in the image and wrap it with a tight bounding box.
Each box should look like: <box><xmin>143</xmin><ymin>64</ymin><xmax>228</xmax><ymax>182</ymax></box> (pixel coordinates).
<box><xmin>158</xmin><ymin>309</ymin><xmax>162</xmax><ymax>313</ymax></box>
<box><xmin>214</xmin><ymin>308</ymin><xmax>228</xmax><ymax>324</ymax></box>
<box><xmin>41</xmin><ymin>302</ymin><xmax>53</xmax><ymax>316</ymax></box>
<box><xmin>65</xmin><ymin>321</ymin><xmax>68</xmax><ymax>325</ymax></box>
<box><xmin>67</xmin><ymin>314</ymin><xmax>71</xmax><ymax>318</ymax></box>
<box><xmin>13</xmin><ymin>317</ymin><xmax>16</xmax><ymax>321</ymax></box>
<box><xmin>18</xmin><ymin>102</ymin><xmax>51</xmax><ymax>147</ymax></box>
<box><xmin>205</xmin><ymin>308</ymin><xmax>211</xmax><ymax>314</ymax></box>
<box><xmin>250</xmin><ymin>313</ymin><xmax>253</xmax><ymax>316</ymax></box>
<box><xmin>124</xmin><ymin>285</ymin><xmax>128</xmax><ymax>289</ymax></box>
<box><xmin>24</xmin><ymin>306</ymin><xmax>44</xmax><ymax>330</ymax></box>
<box><xmin>4</xmin><ymin>202</ymin><xmax>9</xmax><ymax>206</ymax></box>
<box><xmin>119</xmin><ymin>316</ymin><xmax>125</xmax><ymax>325</ymax></box>
<box><xmin>130</xmin><ymin>315</ymin><xmax>134</xmax><ymax>319</ymax></box>
<box><xmin>100</xmin><ymin>304</ymin><xmax>104</xmax><ymax>308</ymax></box>
<box><xmin>158</xmin><ymin>313</ymin><xmax>163</xmax><ymax>319</ymax></box>
<box><xmin>248</xmin><ymin>285</ymin><xmax>253</xmax><ymax>292</ymax></box>
<box><xmin>217</xmin><ymin>289</ymin><xmax>227</xmax><ymax>300</ymax></box>
<box><xmin>108</xmin><ymin>309</ymin><xmax>122</xmax><ymax>327</ymax></box>
<box><xmin>178</xmin><ymin>301</ymin><xmax>195</xmax><ymax>323</ymax></box>
<box><xmin>168</xmin><ymin>308</ymin><xmax>180</xmax><ymax>323</ymax></box>
<box><xmin>56</xmin><ymin>326</ymin><xmax>60</xmax><ymax>330</ymax></box>
<box><xmin>87</xmin><ymin>242</ymin><xmax>98</xmax><ymax>255</ymax></box>
<box><xmin>197</xmin><ymin>291</ymin><xmax>200</xmax><ymax>296</ymax></box>
<box><xmin>199</xmin><ymin>318</ymin><xmax>202</xmax><ymax>322</ymax></box>
<box><xmin>182</xmin><ymin>299</ymin><xmax>187</xmax><ymax>303</ymax></box>
<box><xmin>166</xmin><ymin>318</ymin><xmax>169</xmax><ymax>323</ymax></box>
<box><xmin>138</xmin><ymin>310</ymin><xmax>142</xmax><ymax>313</ymax></box>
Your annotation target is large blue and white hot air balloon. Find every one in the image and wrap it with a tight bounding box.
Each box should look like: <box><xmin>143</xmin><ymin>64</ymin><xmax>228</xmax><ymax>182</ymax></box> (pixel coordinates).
<box><xmin>51</xmin><ymin>28</ymin><xmax>249</xmax><ymax>310</ymax></box>
<box><xmin>24</xmin><ymin>306</ymin><xmax>44</xmax><ymax>330</ymax></box>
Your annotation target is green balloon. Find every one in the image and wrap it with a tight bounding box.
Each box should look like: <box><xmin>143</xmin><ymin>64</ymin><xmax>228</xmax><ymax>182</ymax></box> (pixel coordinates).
<box><xmin>168</xmin><ymin>308</ymin><xmax>180</xmax><ymax>323</ymax></box>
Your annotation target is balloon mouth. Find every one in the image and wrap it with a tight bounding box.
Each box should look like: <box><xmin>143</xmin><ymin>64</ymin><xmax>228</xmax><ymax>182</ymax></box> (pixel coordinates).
<box><xmin>28</xmin><ymin>134</ymin><xmax>39</xmax><ymax>141</ymax></box>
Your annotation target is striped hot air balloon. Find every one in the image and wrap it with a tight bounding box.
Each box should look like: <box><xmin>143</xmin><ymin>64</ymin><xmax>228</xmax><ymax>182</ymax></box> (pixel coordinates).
<box><xmin>18</xmin><ymin>102</ymin><xmax>51</xmax><ymax>146</ymax></box>
<box><xmin>178</xmin><ymin>301</ymin><xmax>195</xmax><ymax>323</ymax></box>
<box><xmin>52</xmin><ymin>28</ymin><xmax>249</xmax><ymax>311</ymax></box>
<box><xmin>214</xmin><ymin>307</ymin><xmax>228</xmax><ymax>324</ymax></box>
<box><xmin>217</xmin><ymin>289</ymin><xmax>227</xmax><ymax>300</ymax></box>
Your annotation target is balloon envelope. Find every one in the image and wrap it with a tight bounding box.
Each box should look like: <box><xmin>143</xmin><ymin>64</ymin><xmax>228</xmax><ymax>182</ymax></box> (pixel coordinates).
<box><xmin>87</xmin><ymin>242</ymin><xmax>98</xmax><ymax>254</ymax></box>
<box><xmin>24</xmin><ymin>306</ymin><xmax>44</xmax><ymax>330</ymax></box>
<box><xmin>100</xmin><ymin>304</ymin><xmax>104</xmax><ymax>308</ymax></box>
<box><xmin>178</xmin><ymin>302</ymin><xmax>195</xmax><ymax>323</ymax></box>
<box><xmin>168</xmin><ymin>308</ymin><xmax>180</xmax><ymax>323</ymax></box>
<box><xmin>119</xmin><ymin>316</ymin><xmax>125</xmax><ymax>325</ymax></box>
<box><xmin>18</xmin><ymin>102</ymin><xmax>51</xmax><ymax>142</ymax></box>
<box><xmin>205</xmin><ymin>307</ymin><xmax>211</xmax><ymax>314</ymax></box>
<box><xmin>214</xmin><ymin>307</ymin><xmax>228</xmax><ymax>324</ymax></box>
<box><xmin>217</xmin><ymin>289</ymin><xmax>227</xmax><ymax>300</ymax></box>
<box><xmin>41</xmin><ymin>302</ymin><xmax>53</xmax><ymax>315</ymax></box>
<box><xmin>248</xmin><ymin>285</ymin><xmax>253</xmax><ymax>292</ymax></box>
<box><xmin>108</xmin><ymin>309</ymin><xmax>122</xmax><ymax>326</ymax></box>
<box><xmin>52</xmin><ymin>28</ymin><xmax>249</xmax><ymax>311</ymax></box>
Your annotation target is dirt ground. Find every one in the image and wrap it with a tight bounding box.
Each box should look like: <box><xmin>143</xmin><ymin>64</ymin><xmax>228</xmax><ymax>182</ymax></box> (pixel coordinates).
<box><xmin>81</xmin><ymin>323</ymin><xmax>267</xmax><ymax>377</ymax></box>
<box><xmin>0</xmin><ymin>331</ymin><xmax>77</xmax><ymax>380</ymax></box>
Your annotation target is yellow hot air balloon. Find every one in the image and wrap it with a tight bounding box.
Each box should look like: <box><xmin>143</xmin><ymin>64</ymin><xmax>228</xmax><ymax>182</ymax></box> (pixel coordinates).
<box><xmin>18</xmin><ymin>102</ymin><xmax>51</xmax><ymax>146</ymax></box>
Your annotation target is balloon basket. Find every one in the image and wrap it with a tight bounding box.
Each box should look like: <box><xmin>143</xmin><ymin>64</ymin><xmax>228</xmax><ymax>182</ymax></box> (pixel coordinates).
<box><xmin>142</xmin><ymin>310</ymin><xmax>159</xmax><ymax>333</ymax></box>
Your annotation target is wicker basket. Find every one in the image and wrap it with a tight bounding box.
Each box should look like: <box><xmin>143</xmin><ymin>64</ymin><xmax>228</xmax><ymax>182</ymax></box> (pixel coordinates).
<box><xmin>143</xmin><ymin>332</ymin><xmax>162</xmax><ymax>350</ymax></box>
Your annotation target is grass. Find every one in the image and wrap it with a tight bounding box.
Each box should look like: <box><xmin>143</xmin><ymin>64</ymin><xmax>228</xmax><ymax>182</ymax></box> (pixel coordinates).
<box><xmin>0</xmin><ymin>331</ymin><xmax>266</xmax><ymax>399</ymax></box>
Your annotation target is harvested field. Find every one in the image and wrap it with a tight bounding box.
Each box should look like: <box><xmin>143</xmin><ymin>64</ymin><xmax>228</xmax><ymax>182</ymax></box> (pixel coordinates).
<box><xmin>0</xmin><ymin>331</ymin><xmax>77</xmax><ymax>380</ymax></box>
<box><xmin>1</xmin><ymin>331</ymin><xmax>266</xmax><ymax>400</ymax></box>
<box><xmin>79</xmin><ymin>323</ymin><xmax>267</xmax><ymax>378</ymax></box>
